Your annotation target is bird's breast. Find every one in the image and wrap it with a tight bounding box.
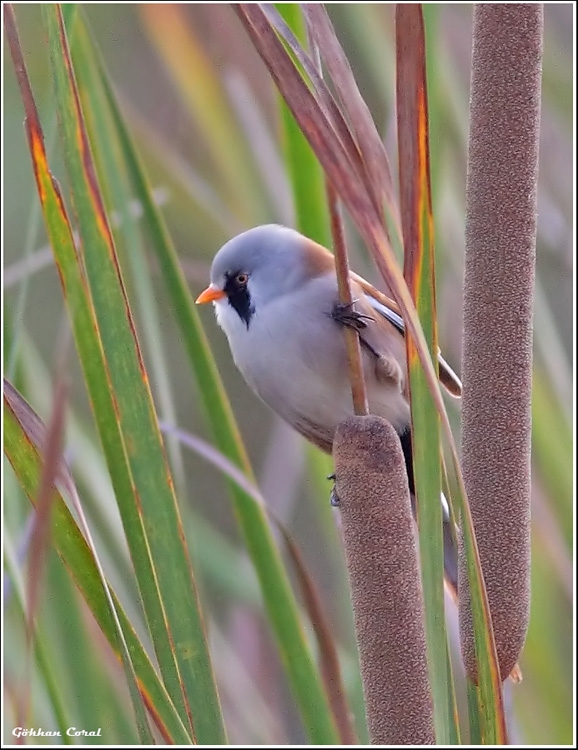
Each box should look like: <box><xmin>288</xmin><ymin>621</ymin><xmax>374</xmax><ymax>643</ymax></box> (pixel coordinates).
<box><xmin>226</xmin><ymin>290</ymin><xmax>349</xmax><ymax>438</ymax></box>
<box><xmin>217</xmin><ymin>279</ymin><xmax>410</xmax><ymax>446</ymax></box>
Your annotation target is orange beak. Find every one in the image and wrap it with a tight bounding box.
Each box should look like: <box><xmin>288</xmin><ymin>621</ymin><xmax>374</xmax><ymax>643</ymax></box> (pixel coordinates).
<box><xmin>196</xmin><ymin>284</ymin><xmax>226</xmax><ymax>304</ymax></box>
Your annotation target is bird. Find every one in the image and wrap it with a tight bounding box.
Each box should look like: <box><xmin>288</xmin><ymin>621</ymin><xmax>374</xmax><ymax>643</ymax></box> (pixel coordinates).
<box><xmin>196</xmin><ymin>224</ymin><xmax>461</xmax><ymax>592</ymax></box>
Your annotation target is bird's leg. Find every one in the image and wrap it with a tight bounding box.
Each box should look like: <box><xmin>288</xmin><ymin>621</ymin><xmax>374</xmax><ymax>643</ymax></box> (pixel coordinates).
<box><xmin>330</xmin><ymin>300</ymin><xmax>373</xmax><ymax>332</ymax></box>
<box><xmin>327</xmin><ymin>472</ymin><xmax>341</xmax><ymax>507</ymax></box>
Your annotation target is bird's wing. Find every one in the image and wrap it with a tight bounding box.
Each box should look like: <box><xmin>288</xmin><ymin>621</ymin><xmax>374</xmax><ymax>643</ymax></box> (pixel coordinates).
<box><xmin>351</xmin><ymin>274</ymin><xmax>462</xmax><ymax>397</ymax></box>
<box><xmin>364</xmin><ymin>294</ymin><xmax>405</xmax><ymax>334</ymax></box>
<box><xmin>343</xmin><ymin>287</ymin><xmax>409</xmax><ymax>392</ymax></box>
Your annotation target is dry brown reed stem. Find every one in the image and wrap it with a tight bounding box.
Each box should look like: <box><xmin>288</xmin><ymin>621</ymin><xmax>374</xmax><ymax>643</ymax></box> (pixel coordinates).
<box><xmin>308</xmin><ymin>27</ymin><xmax>368</xmax><ymax>419</ymax></box>
<box><xmin>460</xmin><ymin>4</ymin><xmax>543</xmax><ymax>682</ymax></box>
<box><xmin>327</xmin><ymin>183</ymin><xmax>369</xmax><ymax>416</ymax></box>
<box><xmin>334</xmin><ymin>416</ymin><xmax>434</xmax><ymax>745</ymax></box>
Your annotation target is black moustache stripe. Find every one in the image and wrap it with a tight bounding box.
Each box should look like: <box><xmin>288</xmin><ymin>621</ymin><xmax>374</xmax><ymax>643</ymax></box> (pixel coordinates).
<box><xmin>224</xmin><ymin>275</ymin><xmax>254</xmax><ymax>328</ymax></box>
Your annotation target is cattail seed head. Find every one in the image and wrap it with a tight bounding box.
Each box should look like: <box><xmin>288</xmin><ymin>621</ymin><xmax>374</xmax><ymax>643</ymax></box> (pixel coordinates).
<box><xmin>334</xmin><ymin>416</ymin><xmax>435</xmax><ymax>744</ymax></box>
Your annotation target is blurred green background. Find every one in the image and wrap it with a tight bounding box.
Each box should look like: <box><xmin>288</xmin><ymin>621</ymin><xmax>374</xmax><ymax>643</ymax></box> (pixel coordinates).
<box><xmin>4</xmin><ymin>4</ymin><xmax>573</xmax><ymax>745</ymax></box>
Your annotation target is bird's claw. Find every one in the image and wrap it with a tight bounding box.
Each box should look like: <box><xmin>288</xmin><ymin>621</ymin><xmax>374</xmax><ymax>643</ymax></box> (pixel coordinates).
<box><xmin>330</xmin><ymin>301</ymin><xmax>373</xmax><ymax>332</ymax></box>
<box><xmin>327</xmin><ymin>472</ymin><xmax>340</xmax><ymax>507</ymax></box>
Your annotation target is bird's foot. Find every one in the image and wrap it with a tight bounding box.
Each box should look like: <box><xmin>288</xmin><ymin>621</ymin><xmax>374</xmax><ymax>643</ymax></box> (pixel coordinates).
<box><xmin>330</xmin><ymin>301</ymin><xmax>373</xmax><ymax>332</ymax></box>
<box><xmin>327</xmin><ymin>472</ymin><xmax>340</xmax><ymax>507</ymax></box>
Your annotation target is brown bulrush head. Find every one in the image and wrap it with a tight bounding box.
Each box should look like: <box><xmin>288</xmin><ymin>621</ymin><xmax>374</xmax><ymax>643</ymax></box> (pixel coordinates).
<box><xmin>333</xmin><ymin>416</ymin><xmax>434</xmax><ymax>745</ymax></box>
<box><xmin>460</xmin><ymin>5</ymin><xmax>542</xmax><ymax>682</ymax></box>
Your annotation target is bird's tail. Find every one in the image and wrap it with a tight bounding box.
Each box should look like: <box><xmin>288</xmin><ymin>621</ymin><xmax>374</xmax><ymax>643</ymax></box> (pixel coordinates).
<box><xmin>398</xmin><ymin>428</ymin><xmax>458</xmax><ymax>598</ymax></box>
<box><xmin>441</xmin><ymin>503</ymin><xmax>459</xmax><ymax>600</ymax></box>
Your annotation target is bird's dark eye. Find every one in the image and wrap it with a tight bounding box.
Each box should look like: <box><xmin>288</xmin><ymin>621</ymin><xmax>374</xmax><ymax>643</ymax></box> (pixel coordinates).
<box><xmin>224</xmin><ymin>270</ymin><xmax>254</xmax><ymax>327</ymax></box>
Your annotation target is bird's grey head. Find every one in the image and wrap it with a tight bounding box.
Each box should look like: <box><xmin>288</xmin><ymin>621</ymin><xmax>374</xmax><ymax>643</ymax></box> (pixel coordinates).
<box><xmin>208</xmin><ymin>224</ymin><xmax>311</xmax><ymax>327</ymax></box>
